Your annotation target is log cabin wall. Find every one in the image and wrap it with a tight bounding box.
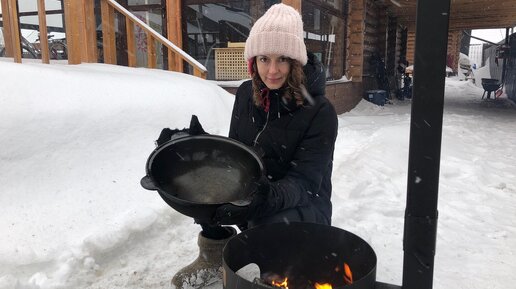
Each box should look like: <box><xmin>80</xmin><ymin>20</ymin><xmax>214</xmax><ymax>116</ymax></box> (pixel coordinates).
<box><xmin>385</xmin><ymin>16</ymin><xmax>397</xmax><ymax>90</ymax></box>
<box><xmin>406</xmin><ymin>30</ymin><xmax>463</xmax><ymax>75</ymax></box>
<box><xmin>447</xmin><ymin>30</ymin><xmax>462</xmax><ymax>74</ymax></box>
<box><xmin>398</xmin><ymin>27</ymin><xmax>407</xmax><ymax>65</ymax></box>
<box><xmin>405</xmin><ymin>28</ymin><xmax>462</xmax><ymax>75</ymax></box>
<box><xmin>406</xmin><ymin>28</ymin><xmax>415</xmax><ymax>66</ymax></box>
<box><xmin>361</xmin><ymin>0</ymin><xmax>387</xmax><ymax>92</ymax></box>
<box><xmin>325</xmin><ymin>81</ymin><xmax>364</xmax><ymax>113</ymax></box>
<box><xmin>346</xmin><ymin>0</ymin><xmax>365</xmax><ymax>82</ymax></box>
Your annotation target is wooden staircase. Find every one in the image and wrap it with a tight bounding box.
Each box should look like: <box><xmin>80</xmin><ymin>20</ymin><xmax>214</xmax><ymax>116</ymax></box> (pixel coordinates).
<box><xmin>0</xmin><ymin>0</ymin><xmax>207</xmax><ymax>79</ymax></box>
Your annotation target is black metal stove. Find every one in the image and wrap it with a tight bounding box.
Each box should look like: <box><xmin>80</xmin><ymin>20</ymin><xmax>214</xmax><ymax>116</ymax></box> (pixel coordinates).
<box><xmin>223</xmin><ymin>222</ymin><xmax>377</xmax><ymax>289</ymax></box>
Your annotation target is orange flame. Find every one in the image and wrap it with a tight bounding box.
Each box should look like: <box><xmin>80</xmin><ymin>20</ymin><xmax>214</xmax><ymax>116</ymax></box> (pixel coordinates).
<box><xmin>271</xmin><ymin>277</ymin><xmax>288</xmax><ymax>289</ymax></box>
<box><xmin>314</xmin><ymin>283</ymin><xmax>332</xmax><ymax>289</ymax></box>
<box><xmin>269</xmin><ymin>262</ymin><xmax>352</xmax><ymax>289</ymax></box>
<box><xmin>344</xmin><ymin>263</ymin><xmax>353</xmax><ymax>284</ymax></box>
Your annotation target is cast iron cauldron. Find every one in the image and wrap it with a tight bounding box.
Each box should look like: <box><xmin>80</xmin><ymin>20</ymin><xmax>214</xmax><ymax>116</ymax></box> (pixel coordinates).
<box><xmin>223</xmin><ymin>222</ymin><xmax>377</xmax><ymax>289</ymax></box>
<box><xmin>141</xmin><ymin>135</ymin><xmax>264</xmax><ymax>222</ymax></box>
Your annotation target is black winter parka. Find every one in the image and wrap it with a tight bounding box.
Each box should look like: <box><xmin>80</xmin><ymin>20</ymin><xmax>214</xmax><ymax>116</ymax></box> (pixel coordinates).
<box><xmin>228</xmin><ymin>53</ymin><xmax>338</xmax><ymax>225</ymax></box>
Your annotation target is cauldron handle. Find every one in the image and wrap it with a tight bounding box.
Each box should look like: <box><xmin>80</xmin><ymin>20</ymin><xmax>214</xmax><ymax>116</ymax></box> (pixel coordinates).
<box><xmin>140</xmin><ymin>176</ymin><xmax>158</xmax><ymax>190</ymax></box>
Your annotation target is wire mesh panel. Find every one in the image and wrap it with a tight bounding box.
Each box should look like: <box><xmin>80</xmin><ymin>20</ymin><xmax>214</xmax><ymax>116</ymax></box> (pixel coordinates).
<box><xmin>214</xmin><ymin>47</ymin><xmax>248</xmax><ymax>80</ymax></box>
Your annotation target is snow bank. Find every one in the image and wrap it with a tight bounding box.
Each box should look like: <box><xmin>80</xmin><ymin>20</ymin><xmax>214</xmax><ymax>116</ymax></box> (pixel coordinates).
<box><xmin>0</xmin><ymin>60</ymin><xmax>234</xmax><ymax>288</ymax></box>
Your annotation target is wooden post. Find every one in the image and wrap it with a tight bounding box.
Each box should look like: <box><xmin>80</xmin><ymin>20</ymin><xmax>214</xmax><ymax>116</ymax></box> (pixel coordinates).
<box><xmin>166</xmin><ymin>0</ymin><xmax>183</xmax><ymax>72</ymax></box>
<box><xmin>147</xmin><ymin>32</ymin><xmax>156</xmax><ymax>68</ymax></box>
<box><xmin>64</xmin><ymin>0</ymin><xmax>81</xmax><ymax>64</ymax></box>
<box><xmin>37</xmin><ymin>0</ymin><xmax>50</xmax><ymax>64</ymax></box>
<box><xmin>193</xmin><ymin>68</ymin><xmax>207</xmax><ymax>79</ymax></box>
<box><xmin>1</xmin><ymin>0</ymin><xmax>14</xmax><ymax>57</ymax></box>
<box><xmin>406</xmin><ymin>29</ymin><xmax>416</xmax><ymax>65</ymax></box>
<box><xmin>446</xmin><ymin>30</ymin><xmax>461</xmax><ymax>75</ymax></box>
<box><xmin>63</xmin><ymin>0</ymin><xmax>97</xmax><ymax>64</ymax></box>
<box><xmin>82</xmin><ymin>0</ymin><xmax>98</xmax><ymax>62</ymax></box>
<box><xmin>194</xmin><ymin>69</ymin><xmax>206</xmax><ymax>79</ymax></box>
<box><xmin>282</xmin><ymin>0</ymin><xmax>301</xmax><ymax>12</ymax></box>
<box><xmin>126</xmin><ymin>18</ymin><xmax>136</xmax><ymax>67</ymax></box>
<box><xmin>346</xmin><ymin>0</ymin><xmax>365</xmax><ymax>82</ymax></box>
<box><xmin>378</xmin><ymin>9</ymin><xmax>388</xmax><ymax>61</ymax></box>
<box><xmin>7</xmin><ymin>0</ymin><xmax>22</xmax><ymax>63</ymax></box>
<box><xmin>100</xmin><ymin>0</ymin><xmax>117</xmax><ymax>64</ymax></box>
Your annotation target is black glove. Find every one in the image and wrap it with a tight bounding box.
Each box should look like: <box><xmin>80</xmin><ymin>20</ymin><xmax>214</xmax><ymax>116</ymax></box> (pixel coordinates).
<box><xmin>212</xmin><ymin>176</ymin><xmax>270</xmax><ymax>225</ymax></box>
<box><xmin>155</xmin><ymin>115</ymin><xmax>207</xmax><ymax>146</ymax></box>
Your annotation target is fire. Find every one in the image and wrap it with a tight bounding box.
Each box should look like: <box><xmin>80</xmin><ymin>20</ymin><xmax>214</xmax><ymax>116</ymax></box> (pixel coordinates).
<box><xmin>270</xmin><ymin>262</ymin><xmax>352</xmax><ymax>289</ymax></box>
<box><xmin>344</xmin><ymin>263</ymin><xmax>353</xmax><ymax>284</ymax></box>
<box><xmin>271</xmin><ymin>277</ymin><xmax>288</xmax><ymax>289</ymax></box>
<box><xmin>314</xmin><ymin>283</ymin><xmax>332</xmax><ymax>289</ymax></box>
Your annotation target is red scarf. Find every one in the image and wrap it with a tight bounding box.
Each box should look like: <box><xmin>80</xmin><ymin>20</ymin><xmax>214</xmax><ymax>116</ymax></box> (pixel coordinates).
<box><xmin>260</xmin><ymin>88</ymin><xmax>270</xmax><ymax>112</ymax></box>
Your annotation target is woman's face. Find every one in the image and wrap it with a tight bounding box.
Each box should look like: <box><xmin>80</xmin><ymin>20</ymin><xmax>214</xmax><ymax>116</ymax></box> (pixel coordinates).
<box><xmin>256</xmin><ymin>54</ymin><xmax>291</xmax><ymax>89</ymax></box>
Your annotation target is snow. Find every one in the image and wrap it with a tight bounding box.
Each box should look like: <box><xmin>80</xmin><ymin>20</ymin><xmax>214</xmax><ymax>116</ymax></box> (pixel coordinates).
<box><xmin>1</xmin><ymin>59</ymin><xmax>515</xmax><ymax>289</ymax></box>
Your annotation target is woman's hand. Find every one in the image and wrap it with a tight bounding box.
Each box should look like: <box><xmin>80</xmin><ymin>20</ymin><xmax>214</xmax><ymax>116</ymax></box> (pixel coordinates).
<box><xmin>155</xmin><ymin>115</ymin><xmax>206</xmax><ymax>146</ymax></box>
<box><xmin>212</xmin><ymin>176</ymin><xmax>270</xmax><ymax>225</ymax></box>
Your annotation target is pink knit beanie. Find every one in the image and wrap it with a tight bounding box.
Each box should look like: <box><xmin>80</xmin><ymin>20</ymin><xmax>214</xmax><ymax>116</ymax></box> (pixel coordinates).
<box><xmin>244</xmin><ymin>3</ymin><xmax>307</xmax><ymax>65</ymax></box>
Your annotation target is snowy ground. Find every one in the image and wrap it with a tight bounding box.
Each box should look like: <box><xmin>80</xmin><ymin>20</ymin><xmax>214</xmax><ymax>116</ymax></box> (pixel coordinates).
<box><xmin>0</xmin><ymin>59</ymin><xmax>515</xmax><ymax>289</ymax></box>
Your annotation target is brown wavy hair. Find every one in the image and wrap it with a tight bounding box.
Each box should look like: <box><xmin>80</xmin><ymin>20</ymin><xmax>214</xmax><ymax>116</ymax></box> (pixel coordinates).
<box><xmin>251</xmin><ymin>57</ymin><xmax>306</xmax><ymax>108</ymax></box>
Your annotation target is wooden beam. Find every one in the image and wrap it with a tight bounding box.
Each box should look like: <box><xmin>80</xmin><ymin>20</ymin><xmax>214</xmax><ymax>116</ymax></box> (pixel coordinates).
<box><xmin>193</xmin><ymin>68</ymin><xmax>207</xmax><ymax>79</ymax></box>
<box><xmin>349</xmin><ymin>57</ymin><xmax>364</xmax><ymax>67</ymax></box>
<box><xmin>346</xmin><ymin>0</ymin><xmax>365</xmax><ymax>82</ymax></box>
<box><xmin>380</xmin><ymin>0</ymin><xmax>516</xmax><ymax>30</ymax></box>
<box><xmin>126</xmin><ymin>18</ymin><xmax>136</xmax><ymax>67</ymax></box>
<box><xmin>37</xmin><ymin>0</ymin><xmax>50</xmax><ymax>63</ymax></box>
<box><xmin>147</xmin><ymin>33</ymin><xmax>156</xmax><ymax>69</ymax></box>
<box><xmin>63</xmin><ymin>0</ymin><xmax>81</xmax><ymax>64</ymax></box>
<box><xmin>282</xmin><ymin>0</ymin><xmax>301</xmax><ymax>12</ymax></box>
<box><xmin>1</xmin><ymin>0</ymin><xmax>14</xmax><ymax>57</ymax></box>
<box><xmin>62</xmin><ymin>0</ymin><xmax>97</xmax><ymax>63</ymax></box>
<box><xmin>449</xmin><ymin>16</ymin><xmax>516</xmax><ymax>30</ymax></box>
<box><xmin>446</xmin><ymin>30</ymin><xmax>461</xmax><ymax>74</ymax></box>
<box><xmin>166</xmin><ymin>0</ymin><xmax>183</xmax><ymax>72</ymax></box>
<box><xmin>347</xmin><ymin>66</ymin><xmax>362</xmax><ymax>77</ymax></box>
<box><xmin>100</xmin><ymin>0</ymin><xmax>116</xmax><ymax>64</ymax></box>
<box><xmin>406</xmin><ymin>30</ymin><xmax>416</xmax><ymax>64</ymax></box>
<box><xmin>8</xmin><ymin>0</ymin><xmax>22</xmax><ymax>63</ymax></box>
<box><xmin>75</xmin><ymin>0</ymin><xmax>86</xmax><ymax>62</ymax></box>
<box><xmin>82</xmin><ymin>0</ymin><xmax>98</xmax><ymax>62</ymax></box>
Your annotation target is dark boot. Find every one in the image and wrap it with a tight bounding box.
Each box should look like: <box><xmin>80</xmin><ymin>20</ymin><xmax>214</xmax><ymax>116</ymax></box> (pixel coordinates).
<box><xmin>171</xmin><ymin>227</ymin><xmax>236</xmax><ymax>289</ymax></box>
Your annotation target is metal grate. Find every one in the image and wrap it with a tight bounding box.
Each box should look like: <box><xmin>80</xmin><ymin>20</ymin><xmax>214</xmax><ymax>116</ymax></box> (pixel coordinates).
<box><xmin>214</xmin><ymin>47</ymin><xmax>248</xmax><ymax>80</ymax></box>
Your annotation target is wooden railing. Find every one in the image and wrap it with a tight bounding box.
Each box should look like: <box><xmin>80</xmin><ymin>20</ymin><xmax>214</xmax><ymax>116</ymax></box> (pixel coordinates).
<box><xmin>101</xmin><ymin>0</ymin><xmax>207</xmax><ymax>78</ymax></box>
<box><xmin>0</xmin><ymin>0</ymin><xmax>207</xmax><ymax>79</ymax></box>
<box><xmin>1</xmin><ymin>0</ymin><xmax>23</xmax><ymax>63</ymax></box>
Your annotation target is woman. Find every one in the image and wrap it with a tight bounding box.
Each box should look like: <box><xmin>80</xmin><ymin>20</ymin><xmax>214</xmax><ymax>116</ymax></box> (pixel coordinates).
<box><xmin>172</xmin><ymin>4</ymin><xmax>338</xmax><ymax>288</ymax></box>
<box><xmin>216</xmin><ymin>3</ymin><xmax>338</xmax><ymax>228</ymax></box>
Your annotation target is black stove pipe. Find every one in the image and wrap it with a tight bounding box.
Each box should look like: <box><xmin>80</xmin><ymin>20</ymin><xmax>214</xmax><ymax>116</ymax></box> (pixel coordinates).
<box><xmin>402</xmin><ymin>1</ymin><xmax>450</xmax><ymax>289</ymax></box>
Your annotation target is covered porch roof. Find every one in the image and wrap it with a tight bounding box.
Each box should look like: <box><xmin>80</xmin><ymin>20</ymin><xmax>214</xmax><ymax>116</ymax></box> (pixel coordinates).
<box><xmin>377</xmin><ymin>0</ymin><xmax>516</xmax><ymax>30</ymax></box>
